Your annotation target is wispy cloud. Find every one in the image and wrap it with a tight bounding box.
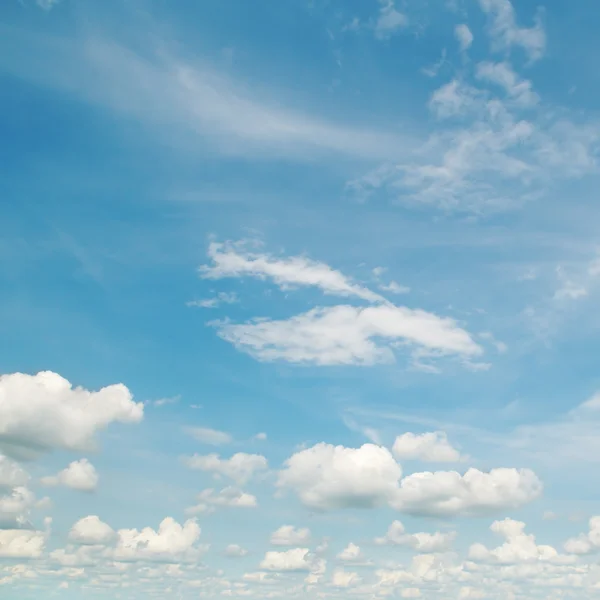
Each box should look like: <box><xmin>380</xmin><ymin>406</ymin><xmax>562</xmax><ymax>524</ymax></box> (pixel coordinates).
<box><xmin>0</xmin><ymin>26</ymin><xmax>408</xmax><ymax>163</ymax></box>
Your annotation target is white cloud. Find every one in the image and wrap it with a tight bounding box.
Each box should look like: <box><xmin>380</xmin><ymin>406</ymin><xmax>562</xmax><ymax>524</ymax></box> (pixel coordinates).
<box><xmin>0</xmin><ymin>486</ymin><xmax>36</xmax><ymax>528</ymax></box>
<box><xmin>112</xmin><ymin>517</ymin><xmax>203</xmax><ymax>562</ymax></box>
<box><xmin>259</xmin><ymin>548</ymin><xmax>312</xmax><ymax>571</ymax></box>
<box><xmin>469</xmin><ymin>518</ymin><xmax>574</xmax><ymax>564</ymax></box>
<box><xmin>254</xmin><ymin>432</ymin><xmax>267</xmax><ymax>441</ymax></box>
<box><xmin>375</xmin><ymin>520</ymin><xmax>456</xmax><ymax>552</ymax></box>
<box><xmin>477</xmin><ymin>0</ymin><xmax>546</xmax><ymax>62</ymax></box>
<box><xmin>455</xmin><ymin>24</ymin><xmax>474</xmax><ymax>51</ymax></box>
<box><xmin>215</xmin><ymin>304</ymin><xmax>482</xmax><ymax>367</ymax></box>
<box><xmin>187</xmin><ymin>292</ymin><xmax>239</xmax><ymax>309</ymax></box>
<box><xmin>337</xmin><ymin>542</ymin><xmax>366</xmax><ymax>563</ymax></box>
<box><xmin>270</xmin><ymin>525</ymin><xmax>311</xmax><ymax>546</ymax></box>
<box><xmin>225</xmin><ymin>544</ymin><xmax>248</xmax><ymax>558</ymax></box>
<box><xmin>392</xmin><ymin>432</ymin><xmax>463</xmax><ymax>462</ymax></box>
<box><xmin>375</xmin><ymin>0</ymin><xmax>408</xmax><ymax>40</ymax></box>
<box><xmin>379</xmin><ymin>281</ymin><xmax>410</xmax><ymax>295</ymax></box>
<box><xmin>277</xmin><ymin>443</ymin><xmax>403</xmax><ymax>510</ymax></box>
<box><xmin>183</xmin><ymin>452</ymin><xmax>268</xmax><ymax>485</ymax></box>
<box><xmin>390</xmin><ymin>467</ymin><xmax>542</xmax><ymax>516</ymax></box>
<box><xmin>0</xmin><ymin>529</ymin><xmax>46</xmax><ymax>558</ymax></box>
<box><xmin>428</xmin><ymin>80</ymin><xmax>482</xmax><ymax>120</ymax></box>
<box><xmin>201</xmin><ymin>241</ymin><xmax>385</xmax><ymax>303</ymax></box>
<box><xmin>41</xmin><ymin>459</ymin><xmax>99</xmax><ymax>492</ymax></box>
<box><xmin>36</xmin><ymin>0</ymin><xmax>61</xmax><ymax>10</ymax></box>
<box><xmin>401</xmin><ymin>589</ymin><xmax>422</xmax><ymax>598</ymax></box>
<box><xmin>476</xmin><ymin>61</ymin><xmax>539</xmax><ymax>106</ymax></box>
<box><xmin>564</xmin><ymin>517</ymin><xmax>600</xmax><ymax>555</ymax></box>
<box><xmin>185</xmin><ymin>487</ymin><xmax>258</xmax><ymax>515</ymax></box>
<box><xmin>184</xmin><ymin>427</ymin><xmax>233</xmax><ymax>446</ymax></box>
<box><xmin>68</xmin><ymin>515</ymin><xmax>116</xmax><ymax>546</ymax></box>
<box><xmin>0</xmin><ymin>455</ymin><xmax>29</xmax><ymax>490</ymax></box>
<box><xmin>330</xmin><ymin>568</ymin><xmax>361</xmax><ymax>588</ymax></box>
<box><xmin>0</xmin><ymin>371</ymin><xmax>143</xmax><ymax>458</ymax></box>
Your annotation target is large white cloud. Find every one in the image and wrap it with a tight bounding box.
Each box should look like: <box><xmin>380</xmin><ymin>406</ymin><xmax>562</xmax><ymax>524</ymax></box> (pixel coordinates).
<box><xmin>68</xmin><ymin>515</ymin><xmax>116</xmax><ymax>546</ymax></box>
<box><xmin>200</xmin><ymin>241</ymin><xmax>385</xmax><ymax>303</ymax></box>
<box><xmin>183</xmin><ymin>452</ymin><xmax>268</xmax><ymax>485</ymax></box>
<box><xmin>564</xmin><ymin>517</ymin><xmax>600</xmax><ymax>555</ymax></box>
<box><xmin>469</xmin><ymin>518</ymin><xmax>574</xmax><ymax>565</ymax></box>
<box><xmin>0</xmin><ymin>528</ymin><xmax>46</xmax><ymax>558</ymax></box>
<box><xmin>215</xmin><ymin>304</ymin><xmax>482</xmax><ymax>367</ymax></box>
<box><xmin>41</xmin><ymin>459</ymin><xmax>99</xmax><ymax>492</ymax></box>
<box><xmin>392</xmin><ymin>432</ymin><xmax>463</xmax><ymax>463</ymax></box>
<box><xmin>259</xmin><ymin>548</ymin><xmax>312</xmax><ymax>571</ymax></box>
<box><xmin>112</xmin><ymin>517</ymin><xmax>203</xmax><ymax>563</ymax></box>
<box><xmin>0</xmin><ymin>371</ymin><xmax>143</xmax><ymax>457</ymax></box>
<box><xmin>390</xmin><ymin>467</ymin><xmax>542</xmax><ymax>517</ymax></box>
<box><xmin>278</xmin><ymin>442</ymin><xmax>541</xmax><ymax>516</ymax></box>
<box><xmin>374</xmin><ymin>520</ymin><xmax>456</xmax><ymax>552</ymax></box>
<box><xmin>270</xmin><ymin>525</ymin><xmax>311</xmax><ymax>546</ymax></box>
<box><xmin>277</xmin><ymin>443</ymin><xmax>403</xmax><ymax>510</ymax></box>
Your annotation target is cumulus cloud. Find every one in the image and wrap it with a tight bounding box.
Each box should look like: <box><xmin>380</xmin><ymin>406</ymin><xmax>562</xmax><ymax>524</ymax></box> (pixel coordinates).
<box><xmin>278</xmin><ymin>442</ymin><xmax>541</xmax><ymax>516</ymax></box>
<box><xmin>112</xmin><ymin>517</ymin><xmax>203</xmax><ymax>563</ymax></box>
<box><xmin>0</xmin><ymin>455</ymin><xmax>29</xmax><ymax>490</ymax></box>
<box><xmin>68</xmin><ymin>516</ymin><xmax>116</xmax><ymax>546</ymax></box>
<box><xmin>392</xmin><ymin>432</ymin><xmax>463</xmax><ymax>462</ymax></box>
<box><xmin>0</xmin><ymin>372</ymin><xmax>143</xmax><ymax>458</ymax></box>
<box><xmin>201</xmin><ymin>241</ymin><xmax>384</xmax><ymax>303</ymax></box>
<box><xmin>184</xmin><ymin>427</ymin><xmax>233</xmax><ymax>446</ymax></box>
<box><xmin>41</xmin><ymin>459</ymin><xmax>99</xmax><ymax>492</ymax></box>
<box><xmin>277</xmin><ymin>443</ymin><xmax>402</xmax><ymax>510</ymax></box>
<box><xmin>455</xmin><ymin>24</ymin><xmax>474</xmax><ymax>51</ymax></box>
<box><xmin>215</xmin><ymin>304</ymin><xmax>481</xmax><ymax>367</ymax></box>
<box><xmin>185</xmin><ymin>487</ymin><xmax>258</xmax><ymax>515</ymax></box>
<box><xmin>0</xmin><ymin>528</ymin><xmax>47</xmax><ymax>558</ymax></box>
<box><xmin>0</xmin><ymin>486</ymin><xmax>36</xmax><ymax>528</ymax></box>
<box><xmin>330</xmin><ymin>568</ymin><xmax>361</xmax><ymax>588</ymax></box>
<box><xmin>477</xmin><ymin>0</ymin><xmax>546</xmax><ymax>62</ymax></box>
<box><xmin>390</xmin><ymin>468</ymin><xmax>542</xmax><ymax>516</ymax></box>
<box><xmin>469</xmin><ymin>518</ymin><xmax>575</xmax><ymax>564</ymax></box>
<box><xmin>260</xmin><ymin>548</ymin><xmax>312</xmax><ymax>571</ymax></box>
<box><xmin>564</xmin><ymin>517</ymin><xmax>600</xmax><ymax>555</ymax></box>
<box><xmin>337</xmin><ymin>542</ymin><xmax>368</xmax><ymax>564</ymax></box>
<box><xmin>270</xmin><ymin>525</ymin><xmax>311</xmax><ymax>546</ymax></box>
<box><xmin>183</xmin><ymin>452</ymin><xmax>268</xmax><ymax>485</ymax></box>
<box><xmin>375</xmin><ymin>520</ymin><xmax>456</xmax><ymax>552</ymax></box>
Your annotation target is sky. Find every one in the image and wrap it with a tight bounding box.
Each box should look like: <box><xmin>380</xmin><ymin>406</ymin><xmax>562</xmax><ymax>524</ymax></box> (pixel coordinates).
<box><xmin>2</xmin><ymin>0</ymin><xmax>600</xmax><ymax>597</ymax></box>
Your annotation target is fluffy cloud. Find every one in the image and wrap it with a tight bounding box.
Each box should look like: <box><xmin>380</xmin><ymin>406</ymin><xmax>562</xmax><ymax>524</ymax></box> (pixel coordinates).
<box><xmin>375</xmin><ymin>521</ymin><xmax>456</xmax><ymax>552</ymax></box>
<box><xmin>0</xmin><ymin>372</ymin><xmax>143</xmax><ymax>458</ymax></box>
<box><xmin>374</xmin><ymin>0</ymin><xmax>408</xmax><ymax>40</ymax></box>
<box><xmin>200</xmin><ymin>241</ymin><xmax>384</xmax><ymax>303</ymax></box>
<box><xmin>469</xmin><ymin>518</ymin><xmax>574</xmax><ymax>565</ymax></box>
<box><xmin>477</xmin><ymin>0</ymin><xmax>546</xmax><ymax>62</ymax></box>
<box><xmin>183</xmin><ymin>452</ymin><xmax>268</xmax><ymax>485</ymax></box>
<box><xmin>185</xmin><ymin>427</ymin><xmax>233</xmax><ymax>446</ymax></box>
<box><xmin>392</xmin><ymin>432</ymin><xmax>463</xmax><ymax>462</ymax></box>
<box><xmin>278</xmin><ymin>442</ymin><xmax>541</xmax><ymax>516</ymax></box>
<box><xmin>277</xmin><ymin>443</ymin><xmax>402</xmax><ymax>510</ymax></box>
<box><xmin>330</xmin><ymin>568</ymin><xmax>361</xmax><ymax>588</ymax></box>
<box><xmin>41</xmin><ymin>459</ymin><xmax>99</xmax><ymax>492</ymax></box>
<box><xmin>564</xmin><ymin>517</ymin><xmax>600</xmax><ymax>555</ymax></box>
<box><xmin>270</xmin><ymin>525</ymin><xmax>310</xmax><ymax>546</ymax></box>
<box><xmin>68</xmin><ymin>516</ymin><xmax>116</xmax><ymax>546</ymax></box>
<box><xmin>259</xmin><ymin>548</ymin><xmax>312</xmax><ymax>571</ymax></box>
<box><xmin>390</xmin><ymin>467</ymin><xmax>542</xmax><ymax>516</ymax></box>
<box><xmin>337</xmin><ymin>542</ymin><xmax>367</xmax><ymax>564</ymax></box>
<box><xmin>0</xmin><ymin>528</ymin><xmax>46</xmax><ymax>558</ymax></box>
<box><xmin>186</xmin><ymin>487</ymin><xmax>258</xmax><ymax>515</ymax></box>
<box><xmin>216</xmin><ymin>304</ymin><xmax>481</xmax><ymax>366</ymax></box>
<box><xmin>112</xmin><ymin>517</ymin><xmax>203</xmax><ymax>562</ymax></box>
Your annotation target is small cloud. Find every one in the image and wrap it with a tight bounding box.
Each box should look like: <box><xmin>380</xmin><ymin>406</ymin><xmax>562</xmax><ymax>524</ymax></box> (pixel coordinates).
<box><xmin>150</xmin><ymin>395</ymin><xmax>180</xmax><ymax>407</ymax></box>
<box><xmin>543</xmin><ymin>510</ymin><xmax>558</xmax><ymax>521</ymax></box>
<box><xmin>379</xmin><ymin>281</ymin><xmax>410</xmax><ymax>295</ymax></box>
<box><xmin>36</xmin><ymin>0</ymin><xmax>61</xmax><ymax>10</ymax></box>
<box><xmin>187</xmin><ymin>292</ymin><xmax>239</xmax><ymax>309</ymax></box>
<box><xmin>455</xmin><ymin>24</ymin><xmax>474</xmax><ymax>51</ymax></box>
<box><xmin>254</xmin><ymin>432</ymin><xmax>267</xmax><ymax>441</ymax></box>
<box><xmin>185</xmin><ymin>427</ymin><xmax>233</xmax><ymax>446</ymax></box>
<box><xmin>375</xmin><ymin>0</ymin><xmax>408</xmax><ymax>40</ymax></box>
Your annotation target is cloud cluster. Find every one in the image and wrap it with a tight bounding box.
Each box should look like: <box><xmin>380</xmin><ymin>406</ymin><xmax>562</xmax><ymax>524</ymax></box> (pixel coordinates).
<box><xmin>41</xmin><ymin>459</ymin><xmax>99</xmax><ymax>492</ymax></box>
<box><xmin>183</xmin><ymin>452</ymin><xmax>268</xmax><ymax>485</ymax></box>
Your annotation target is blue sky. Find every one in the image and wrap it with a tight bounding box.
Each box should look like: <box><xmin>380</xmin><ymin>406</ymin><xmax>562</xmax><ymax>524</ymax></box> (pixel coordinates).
<box><xmin>2</xmin><ymin>0</ymin><xmax>600</xmax><ymax>597</ymax></box>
